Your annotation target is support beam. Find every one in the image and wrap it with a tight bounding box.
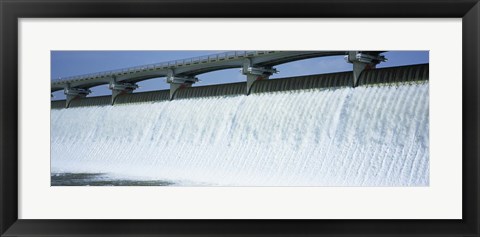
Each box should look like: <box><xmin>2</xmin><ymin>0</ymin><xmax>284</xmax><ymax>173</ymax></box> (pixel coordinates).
<box><xmin>242</xmin><ymin>58</ymin><xmax>278</xmax><ymax>95</ymax></box>
<box><xmin>346</xmin><ymin>51</ymin><xmax>387</xmax><ymax>87</ymax></box>
<box><xmin>64</xmin><ymin>86</ymin><xmax>91</xmax><ymax>108</ymax></box>
<box><xmin>166</xmin><ymin>69</ymin><xmax>198</xmax><ymax>100</ymax></box>
<box><xmin>109</xmin><ymin>79</ymin><xmax>138</xmax><ymax>105</ymax></box>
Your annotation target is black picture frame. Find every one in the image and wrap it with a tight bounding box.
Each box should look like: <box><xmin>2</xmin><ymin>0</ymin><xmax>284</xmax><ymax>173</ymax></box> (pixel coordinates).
<box><xmin>1</xmin><ymin>0</ymin><xmax>479</xmax><ymax>236</ymax></box>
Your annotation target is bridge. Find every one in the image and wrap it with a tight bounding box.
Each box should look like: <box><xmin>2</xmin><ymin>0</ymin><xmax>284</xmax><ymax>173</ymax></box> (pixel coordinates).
<box><xmin>51</xmin><ymin>51</ymin><xmax>387</xmax><ymax>108</ymax></box>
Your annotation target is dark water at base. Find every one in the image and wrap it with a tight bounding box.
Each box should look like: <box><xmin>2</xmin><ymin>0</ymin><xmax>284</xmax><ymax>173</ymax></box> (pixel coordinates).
<box><xmin>51</xmin><ymin>173</ymin><xmax>175</xmax><ymax>186</ymax></box>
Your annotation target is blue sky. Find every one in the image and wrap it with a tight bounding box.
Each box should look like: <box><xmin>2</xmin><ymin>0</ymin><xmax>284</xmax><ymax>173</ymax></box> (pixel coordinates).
<box><xmin>51</xmin><ymin>51</ymin><xmax>428</xmax><ymax>100</ymax></box>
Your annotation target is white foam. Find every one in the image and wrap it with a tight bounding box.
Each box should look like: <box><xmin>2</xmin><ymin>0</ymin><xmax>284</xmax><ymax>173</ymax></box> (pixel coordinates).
<box><xmin>51</xmin><ymin>84</ymin><xmax>429</xmax><ymax>186</ymax></box>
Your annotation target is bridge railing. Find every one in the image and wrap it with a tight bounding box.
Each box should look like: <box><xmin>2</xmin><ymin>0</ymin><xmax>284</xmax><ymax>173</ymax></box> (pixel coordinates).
<box><xmin>52</xmin><ymin>51</ymin><xmax>278</xmax><ymax>84</ymax></box>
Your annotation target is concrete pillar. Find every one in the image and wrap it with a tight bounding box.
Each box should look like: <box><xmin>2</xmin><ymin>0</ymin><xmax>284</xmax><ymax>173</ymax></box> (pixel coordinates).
<box><xmin>109</xmin><ymin>78</ymin><xmax>138</xmax><ymax>105</ymax></box>
<box><xmin>242</xmin><ymin>58</ymin><xmax>277</xmax><ymax>95</ymax></box>
<box><xmin>169</xmin><ymin>83</ymin><xmax>192</xmax><ymax>100</ymax></box>
<box><xmin>347</xmin><ymin>51</ymin><xmax>387</xmax><ymax>87</ymax></box>
<box><xmin>64</xmin><ymin>85</ymin><xmax>91</xmax><ymax>108</ymax></box>
<box><xmin>166</xmin><ymin>69</ymin><xmax>198</xmax><ymax>100</ymax></box>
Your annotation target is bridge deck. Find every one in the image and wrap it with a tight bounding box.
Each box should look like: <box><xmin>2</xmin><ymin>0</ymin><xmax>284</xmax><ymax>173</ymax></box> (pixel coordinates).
<box><xmin>51</xmin><ymin>51</ymin><xmax>348</xmax><ymax>92</ymax></box>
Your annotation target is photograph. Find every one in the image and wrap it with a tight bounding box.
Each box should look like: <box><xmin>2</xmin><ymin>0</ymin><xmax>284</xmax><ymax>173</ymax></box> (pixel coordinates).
<box><xmin>50</xmin><ymin>50</ymin><xmax>429</xmax><ymax>186</ymax></box>
<box><xmin>3</xmin><ymin>0</ymin><xmax>478</xmax><ymax>235</ymax></box>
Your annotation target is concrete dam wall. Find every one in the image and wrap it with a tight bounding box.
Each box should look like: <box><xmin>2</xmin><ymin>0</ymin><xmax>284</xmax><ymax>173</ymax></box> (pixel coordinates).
<box><xmin>51</xmin><ymin>63</ymin><xmax>428</xmax><ymax>109</ymax></box>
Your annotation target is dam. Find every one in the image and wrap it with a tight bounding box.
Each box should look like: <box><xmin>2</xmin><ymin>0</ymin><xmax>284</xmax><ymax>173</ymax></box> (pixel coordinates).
<box><xmin>51</xmin><ymin>51</ymin><xmax>387</xmax><ymax>106</ymax></box>
<box><xmin>51</xmin><ymin>60</ymin><xmax>429</xmax><ymax>186</ymax></box>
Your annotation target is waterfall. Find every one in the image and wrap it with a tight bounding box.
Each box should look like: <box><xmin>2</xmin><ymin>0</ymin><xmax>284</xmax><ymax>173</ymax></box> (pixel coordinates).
<box><xmin>51</xmin><ymin>84</ymin><xmax>429</xmax><ymax>186</ymax></box>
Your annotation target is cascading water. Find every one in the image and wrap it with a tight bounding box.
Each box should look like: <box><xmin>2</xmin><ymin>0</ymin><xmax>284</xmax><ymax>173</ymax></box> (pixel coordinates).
<box><xmin>51</xmin><ymin>83</ymin><xmax>429</xmax><ymax>186</ymax></box>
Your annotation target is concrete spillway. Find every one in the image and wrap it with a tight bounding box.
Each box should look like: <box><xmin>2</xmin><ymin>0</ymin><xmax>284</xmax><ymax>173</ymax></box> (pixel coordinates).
<box><xmin>50</xmin><ymin>64</ymin><xmax>429</xmax><ymax>186</ymax></box>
